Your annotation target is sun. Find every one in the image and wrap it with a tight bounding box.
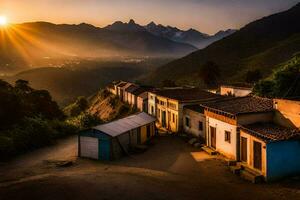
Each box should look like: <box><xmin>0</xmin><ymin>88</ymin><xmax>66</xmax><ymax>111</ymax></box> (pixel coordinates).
<box><xmin>0</xmin><ymin>16</ymin><xmax>7</xmax><ymax>26</ymax></box>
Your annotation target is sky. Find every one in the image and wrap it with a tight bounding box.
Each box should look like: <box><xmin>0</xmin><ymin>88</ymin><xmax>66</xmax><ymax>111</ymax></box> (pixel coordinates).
<box><xmin>0</xmin><ymin>0</ymin><xmax>299</xmax><ymax>34</ymax></box>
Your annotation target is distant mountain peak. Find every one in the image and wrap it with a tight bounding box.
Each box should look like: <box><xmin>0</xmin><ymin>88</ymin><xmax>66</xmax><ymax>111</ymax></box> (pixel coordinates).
<box><xmin>128</xmin><ymin>19</ymin><xmax>136</xmax><ymax>24</ymax></box>
<box><xmin>148</xmin><ymin>21</ymin><xmax>156</xmax><ymax>26</ymax></box>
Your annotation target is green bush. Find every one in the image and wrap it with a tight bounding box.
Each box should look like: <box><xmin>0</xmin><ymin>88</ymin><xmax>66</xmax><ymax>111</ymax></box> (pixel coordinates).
<box><xmin>254</xmin><ymin>55</ymin><xmax>300</xmax><ymax>98</ymax></box>
<box><xmin>67</xmin><ymin>113</ymin><xmax>102</xmax><ymax>130</ymax></box>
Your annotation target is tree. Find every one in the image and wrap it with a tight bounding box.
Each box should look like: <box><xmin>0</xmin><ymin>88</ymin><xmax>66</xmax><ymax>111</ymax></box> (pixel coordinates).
<box><xmin>245</xmin><ymin>69</ymin><xmax>262</xmax><ymax>83</ymax></box>
<box><xmin>75</xmin><ymin>96</ymin><xmax>88</xmax><ymax>111</ymax></box>
<box><xmin>14</xmin><ymin>79</ymin><xmax>32</xmax><ymax>94</ymax></box>
<box><xmin>254</xmin><ymin>55</ymin><xmax>300</xmax><ymax>98</ymax></box>
<box><xmin>199</xmin><ymin>61</ymin><xmax>220</xmax><ymax>87</ymax></box>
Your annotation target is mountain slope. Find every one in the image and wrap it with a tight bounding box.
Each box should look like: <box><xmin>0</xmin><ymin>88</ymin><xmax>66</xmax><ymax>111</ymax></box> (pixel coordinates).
<box><xmin>145</xmin><ymin>22</ymin><xmax>235</xmax><ymax>49</ymax></box>
<box><xmin>147</xmin><ymin>3</ymin><xmax>300</xmax><ymax>86</ymax></box>
<box><xmin>0</xmin><ymin>21</ymin><xmax>197</xmax><ymax>73</ymax></box>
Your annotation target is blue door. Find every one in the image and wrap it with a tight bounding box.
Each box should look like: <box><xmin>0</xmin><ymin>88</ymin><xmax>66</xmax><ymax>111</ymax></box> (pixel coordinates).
<box><xmin>99</xmin><ymin>139</ymin><xmax>110</xmax><ymax>160</ymax></box>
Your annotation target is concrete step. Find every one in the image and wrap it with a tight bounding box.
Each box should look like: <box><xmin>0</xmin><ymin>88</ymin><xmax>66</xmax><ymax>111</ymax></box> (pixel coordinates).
<box><xmin>225</xmin><ymin>159</ymin><xmax>237</xmax><ymax>166</ymax></box>
<box><xmin>230</xmin><ymin>165</ymin><xmax>242</xmax><ymax>175</ymax></box>
<box><xmin>201</xmin><ymin>146</ymin><xmax>217</xmax><ymax>155</ymax></box>
<box><xmin>240</xmin><ymin>169</ymin><xmax>264</xmax><ymax>184</ymax></box>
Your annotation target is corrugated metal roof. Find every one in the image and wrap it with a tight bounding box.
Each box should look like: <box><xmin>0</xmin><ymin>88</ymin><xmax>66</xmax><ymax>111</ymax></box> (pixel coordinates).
<box><xmin>93</xmin><ymin>112</ymin><xmax>156</xmax><ymax>137</ymax></box>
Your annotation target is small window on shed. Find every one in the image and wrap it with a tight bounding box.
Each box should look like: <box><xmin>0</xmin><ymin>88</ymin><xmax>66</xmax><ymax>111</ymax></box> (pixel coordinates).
<box><xmin>198</xmin><ymin>121</ymin><xmax>203</xmax><ymax>131</ymax></box>
<box><xmin>185</xmin><ymin>117</ymin><xmax>190</xmax><ymax>128</ymax></box>
<box><xmin>225</xmin><ymin>131</ymin><xmax>231</xmax><ymax>143</ymax></box>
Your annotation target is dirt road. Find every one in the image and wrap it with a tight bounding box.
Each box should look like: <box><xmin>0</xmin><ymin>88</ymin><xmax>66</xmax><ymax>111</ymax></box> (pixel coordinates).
<box><xmin>0</xmin><ymin>136</ymin><xmax>299</xmax><ymax>200</ymax></box>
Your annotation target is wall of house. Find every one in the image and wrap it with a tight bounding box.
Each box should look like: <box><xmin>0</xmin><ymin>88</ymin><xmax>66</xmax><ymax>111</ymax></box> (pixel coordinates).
<box><xmin>137</xmin><ymin>97</ymin><xmax>143</xmax><ymax>111</ymax></box>
<box><xmin>111</xmin><ymin>138</ymin><xmax>123</xmax><ymax>160</ymax></box>
<box><xmin>237</xmin><ymin>112</ymin><xmax>273</xmax><ymax>125</ymax></box>
<box><xmin>156</xmin><ymin>96</ymin><xmax>179</xmax><ymax>132</ymax></box>
<box><xmin>240</xmin><ymin>130</ymin><xmax>267</xmax><ymax>177</ymax></box>
<box><xmin>273</xmin><ymin>99</ymin><xmax>300</xmax><ymax>128</ymax></box>
<box><xmin>220</xmin><ymin>86</ymin><xmax>252</xmax><ymax>97</ymax></box>
<box><xmin>266</xmin><ymin>140</ymin><xmax>300</xmax><ymax>181</ymax></box>
<box><xmin>140</xmin><ymin>122</ymin><xmax>155</xmax><ymax>143</ymax></box>
<box><xmin>148</xmin><ymin>92</ymin><xmax>156</xmax><ymax>116</ymax></box>
<box><xmin>183</xmin><ymin>108</ymin><xmax>206</xmax><ymax>139</ymax></box>
<box><xmin>117</xmin><ymin>132</ymin><xmax>130</xmax><ymax>152</ymax></box>
<box><xmin>207</xmin><ymin>117</ymin><xmax>238</xmax><ymax>160</ymax></box>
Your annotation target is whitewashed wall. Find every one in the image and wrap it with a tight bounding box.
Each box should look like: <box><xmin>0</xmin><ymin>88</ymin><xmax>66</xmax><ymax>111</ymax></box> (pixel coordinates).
<box><xmin>207</xmin><ymin>117</ymin><xmax>237</xmax><ymax>160</ymax></box>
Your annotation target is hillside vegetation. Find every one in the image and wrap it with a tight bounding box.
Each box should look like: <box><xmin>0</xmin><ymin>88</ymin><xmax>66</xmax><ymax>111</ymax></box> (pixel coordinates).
<box><xmin>254</xmin><ymin>53</ymin><xmax>300</xmax><ymax>98</ymax></box>
<box><xmin>146</xmin><ymin>3</ymin><xmax>300</xmax><ymax>86</ymax></box>
<box><xmin>2</xmin><ymin>59</ymin><xmax>169</xmax><ymax>105</ymax></box>
<box><xmin>87</xmin><ymin>89</ymin><xmax>138</xmax><ymax>122</ymax></box>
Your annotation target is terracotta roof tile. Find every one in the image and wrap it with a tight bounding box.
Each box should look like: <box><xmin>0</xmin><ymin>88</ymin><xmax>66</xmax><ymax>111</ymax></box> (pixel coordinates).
<box><xmin>241</xmin><ymin>123</ymin><xmax>300</xmax><ymax>143</ymax></box>
<box><xmin>153</xmin><ymin>88</ymin><xmax>222</xmax><ymax>102</ymax></box>
<box><xmin>202</xmin><ymin>96</ymin><xmax>273</xmax><ymax>115</ymax></box>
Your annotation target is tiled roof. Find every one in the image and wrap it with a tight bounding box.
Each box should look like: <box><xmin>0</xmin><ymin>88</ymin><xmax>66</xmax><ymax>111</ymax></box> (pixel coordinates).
<box><xmin>201</xmin><ymin>96</ymin><xmax>273</xmax><ymax>115</ymax></box>
<box><xmin>153</xmin><ymin>88</ymin><xmax>222</xmax><ymax>102</ymax></box>
<box><xmin>125</xmin><ymin>85</ymin><xmax>139</xmax><ymax>93</ymax></box>
<box><xmin>241</xmin><ymin>123</ymin><xmax>300</xmax><ymax>143</ymax></box>
<box><xmin>132</xmin><ymin>87</ymin><xmax>146</xmax><ymax>96</ymax></box>
<box><xmin>138</xmin><ymin>91</ymin><xmax>148</xmax><ymax>99</ymax></box>
<box><xmin>184</xmin><ymin>104</ymin><xmax>205</xmax><ymax>114</ymax></box>
<box><xmin>117</xmin><ymin>82</ymin><xmax>127</xmax><ymax>88</ymax></box>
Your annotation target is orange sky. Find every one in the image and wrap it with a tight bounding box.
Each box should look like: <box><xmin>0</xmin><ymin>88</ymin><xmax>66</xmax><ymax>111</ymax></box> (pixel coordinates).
<box><xmin>0</xmin><ymin>0</ymin><xmax>298</xmax><ymax>34</ymax></box>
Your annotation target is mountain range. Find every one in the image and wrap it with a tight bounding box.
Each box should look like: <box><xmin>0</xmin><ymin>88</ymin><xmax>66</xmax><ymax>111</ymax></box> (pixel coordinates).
<box><xmin>146</xmin><ymin>3</ymin><xmax>300</xmax><ymax>86</ymax></box>
<box><xmin>106</xmin><ymin>19</ymin><xmax>236</xmax><ymax>49</ymax></box>
<box><xmin>145</xmin><ymin>22</ymin><xmax>236</xmax><ymax>49</ymax></box>
<box><xmin>0</xmin><ymin>19</ymin><xmax>235</xmax><ymax>73</ymax></box>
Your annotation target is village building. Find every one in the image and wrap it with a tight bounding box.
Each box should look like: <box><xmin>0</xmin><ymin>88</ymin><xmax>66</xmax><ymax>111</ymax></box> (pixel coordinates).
<box><xmin>273</xmin><ymin>99</ymin><xmax>300</xmax><ymax>128</ymax></box>
<box><xmin>148</xmin><ymin>91</ymin><xmax>157</xmax><ymax>117</ymax></box>
<box><xmin>78</xmin><ymin>112</ymin><xmax>156</xmax><ymax>160</ymax></box>
<box><xmin>201</xmin><ymin>96</ymin><xmax>273</xmax><ymax>160</ymax></box>
<box><xmin>239</xmin><ymin>123</ymin><xmax>300</xmax><ymax>181</ymax></box>
<box><xmin>107</xmin><ymin>80</ymin><xmax>122</xmax><ymax>95</ymax></box>
<box><xmin>137</xmin><ymin>91</ymin><xmax>148</xmax><ymax>112</ymax></box>
<box><xmin>124</xmin><ymin>84</ymin><xmax>139</xmax><ymax>105</ymax></box>
<box><xmin>151</xmin><ymin>88</ymin><xmax>222</xmax><ymax>133</ymax></box>
<box><xmin>183</xmin><ymin>104</ymin><xmax>206</xmax><ymax>140</ymax></box>
<box><xmin>116</xmin><ymin>82</ymin><xmax>133</xmax><ymax>101</ymax></box>
<box><xmin>220</xmin><ymin>85</ymin><xmax>252</xmax><ymax>97</ymax></box>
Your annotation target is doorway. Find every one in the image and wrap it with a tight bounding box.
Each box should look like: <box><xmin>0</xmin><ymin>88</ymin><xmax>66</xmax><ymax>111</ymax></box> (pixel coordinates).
<box><xmin>253</xmin><ymin>141</ymin><xmax>262</xmax><ymax>170</ymax></box>
<box><xmin>210</xmin><ymin>126</ymin><xmax>216</xmax><ymax>149</ymax></box>
<box><xmin>241</xmin><ymin>137</ymin><xmax>248</xmax><ymax>162</ymax></box>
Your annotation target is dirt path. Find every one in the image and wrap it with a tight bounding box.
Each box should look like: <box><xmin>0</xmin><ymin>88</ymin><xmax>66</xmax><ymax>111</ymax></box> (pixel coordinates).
<box><xmin>0</xmin><ymin>136</ymin><xmax>300</xmax><ymax>200</ymax></box>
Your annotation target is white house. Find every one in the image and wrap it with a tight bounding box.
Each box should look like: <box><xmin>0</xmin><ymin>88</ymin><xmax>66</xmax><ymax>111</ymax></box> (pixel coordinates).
<box><xmin>220</xmin><ymin>85</ymin><xmax>252</xmax><ymax>97</ymax></box>
<box><xmin>201</xmin><ymin>96</ymin><xmax>273</xmax><ymax>160</ymax></box>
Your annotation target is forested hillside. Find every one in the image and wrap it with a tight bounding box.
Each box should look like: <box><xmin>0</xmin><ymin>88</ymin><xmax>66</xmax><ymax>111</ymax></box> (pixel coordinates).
<box><xmin>146</xmin><ymin>3</ymin><xmax>300</xmax><ymax>86</ymax></box>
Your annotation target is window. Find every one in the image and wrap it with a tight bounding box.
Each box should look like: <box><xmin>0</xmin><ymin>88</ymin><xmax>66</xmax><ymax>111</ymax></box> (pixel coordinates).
<box><xmin>185</xmin><ymin>117</ymin><xmax>190</xmax><ymax>128</ymax></box>
<box><xmin>172</xmin><ymin>113</ymin><xmax>175</xmax><ymax>123</ymax></box>
<box><xmin>151</xmin><ymin>106</ymin><xmax>154</xmax><ymax>114</ymax></box>
<box><xmin>198</xmin><ymin>121</ymin><xmax>203</xmax><ymax>131</ymax></box>
<box><xmin>157</xmin><ymin>109</ymin><xmax>160</xmax><ymax>118</ymax></box>
<box><xmin>225</xmin><ymin>131</ymin><xmax>231</xmax><ymax>143</ymax></box>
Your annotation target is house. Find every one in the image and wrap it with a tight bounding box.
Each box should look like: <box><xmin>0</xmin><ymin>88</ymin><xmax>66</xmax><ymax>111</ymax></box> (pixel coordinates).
<box><xmin>220</xmin><ymin>85</ymin><xmax>252</xmax><ymax>97</ymax></box>
<box><xmin>151</xmin><ymin>88</ymin><xmax>222</xmax><ymax>133</ymax></box>
<box><xmin>107</xmin><ymin>80</ymin><xmax>121</xmax><ymax>95</ymax></box>
<box><xmin>124</xmin><ymin>84</ymin><xmax>139</xmax><ymax>105</ymax></box>
<box><xmin>273</xmin><ymin>99</ymin><xmax>300</xmax><ymax>128</ymax></box>
<box><xmin>201</xmin><ymin>96</ymin><xmax>273</xmax><ymax>160</ymax></box>
<box><xmin>183</xmin><ymin>104</ymin><xmax>206</xmax><ymax>140</ymax></box>
<box><xmin>78</xmin><ymin>112</ymin><xmax>156</xmax><ymax>160</ymax></box>
<box><xmin>239</xmin><ymin>123</ymin><xmax>300</xmax><ymax>181</ymax></box>
<box><xmin>116</xmin><ymin>82</ymin><xmax>133</xmax><ymax>101</ymax></box>
<box><xmin>137</xmin><ymin>91</ymin><xmax>148</xmax><ymax>112</ymax></box>
<box><xmin>148</xmin><ymin>91</ymin><xmax>157</xmax><ymax>117</ymax></box>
